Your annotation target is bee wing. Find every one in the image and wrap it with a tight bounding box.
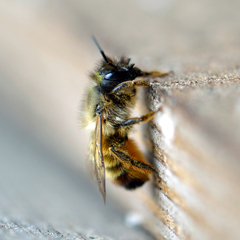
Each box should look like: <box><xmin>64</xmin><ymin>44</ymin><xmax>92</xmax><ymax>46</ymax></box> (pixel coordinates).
<box><xmin>95</xmin><ymin>114</ymin><xmax>106</xmax><ymax>202</ymax></box>
<box><xmin>87</xmin><ymin>114</ymin><xmax>106</xmax><ymax>203</ymax></box>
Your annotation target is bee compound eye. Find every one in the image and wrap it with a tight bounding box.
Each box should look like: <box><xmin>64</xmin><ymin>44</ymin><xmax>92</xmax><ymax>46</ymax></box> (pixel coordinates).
<box><xmin>105</xmin><ymin>72</ymin><xmax>113</xmax><ymax>80</ymax></box>
<box><xmin>104</xmin><ymin>71</ymin><xmax>129</xmax><ymax>82</ymax></box>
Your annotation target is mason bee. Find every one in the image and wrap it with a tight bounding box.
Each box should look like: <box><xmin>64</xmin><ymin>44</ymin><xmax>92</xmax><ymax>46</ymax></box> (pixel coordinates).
<box><xmin>81</xmin><ymin>37</ymin><xmax>170</xmax><ymax>202</ymax></box>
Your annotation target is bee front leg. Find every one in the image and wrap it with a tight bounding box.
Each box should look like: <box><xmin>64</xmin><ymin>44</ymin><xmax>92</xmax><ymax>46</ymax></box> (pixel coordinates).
<box><xmin>111</xmin><ymin>79</ymin><xmax>151</xmax><ymax>96</ymax></box>
<box><xmin>121</xmin><ymin>107</ymin><xmax>161</xmax><ymax>127</ymax></box>
<box><xmin>111</xmin><ymin>70</ymin><xmax>172</xmax><ymax>96</ymax></box>
<box><xmin>142</xmin><ymin>70</ymin><xmax>173</xmax><ymax>78</ymax></box>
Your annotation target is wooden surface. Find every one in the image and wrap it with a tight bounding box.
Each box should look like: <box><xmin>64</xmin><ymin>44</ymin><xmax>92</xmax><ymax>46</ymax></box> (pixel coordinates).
<box><xmin>142</xmin><ymin>69</ymin><xmax>240</xmax><ymax>240</ymax></box>
<box><xmin>0</xmin><ymin>0</ymin><xmax>240</xmax><ymax>239</ymax></box>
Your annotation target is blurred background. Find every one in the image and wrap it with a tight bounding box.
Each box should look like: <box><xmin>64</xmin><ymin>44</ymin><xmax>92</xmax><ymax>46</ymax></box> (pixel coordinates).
<box><xmin>0</xmin><ymin>0</ymin><xmax>240</xmax><ymax>239</ymax></box>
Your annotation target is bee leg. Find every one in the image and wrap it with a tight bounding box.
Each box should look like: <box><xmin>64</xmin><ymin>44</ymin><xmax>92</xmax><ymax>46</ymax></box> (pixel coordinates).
<box><xmin>142</xmin><ymin>70</ymin><xmax>174</xmax><ymax>78</ymax></box>
<box><xmin>110</xmin><ymin>146</ymin><xmax>157</xmax><ymax>174</ymax></box>
<box><xmin>111</xmin><ymin>70</ymin><xmax>172</xmax><ymax>96</ymax></box>
<box><xmin>121</xmin><ymin>108</ymin><xmax>161</xmax><ymax>127</ymax></box>
<box><xmin>111</xmin><ymin>79</ymin><xmax>151</xmax><ymax>95</ymax></box>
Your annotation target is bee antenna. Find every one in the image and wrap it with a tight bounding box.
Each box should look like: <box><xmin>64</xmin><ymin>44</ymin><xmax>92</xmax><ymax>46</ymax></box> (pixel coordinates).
<box><xmin>92</xmin><ymin>36</ymin><xmax>115</xmax><ymax>68</ymax></box>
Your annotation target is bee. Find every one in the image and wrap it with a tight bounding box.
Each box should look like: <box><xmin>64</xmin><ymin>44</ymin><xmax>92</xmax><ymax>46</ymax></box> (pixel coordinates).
<box><xmin>81</xmin><ymin>37</ymin><xmax>171</xmax><ymax>202</ymax></box>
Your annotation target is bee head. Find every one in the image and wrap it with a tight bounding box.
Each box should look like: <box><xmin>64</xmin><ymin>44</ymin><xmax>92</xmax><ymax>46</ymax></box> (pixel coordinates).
<box><xmin>91</xmin><ymin>37</ymin><xmax>144</xmax><ymax>93</ymax></box>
